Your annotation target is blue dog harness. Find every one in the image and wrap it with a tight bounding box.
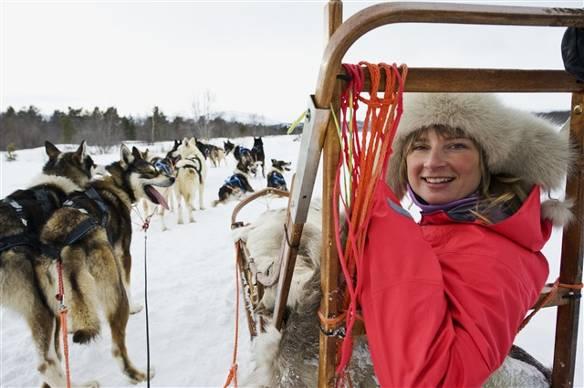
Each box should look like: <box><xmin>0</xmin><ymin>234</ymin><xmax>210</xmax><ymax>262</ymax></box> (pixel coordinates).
<box><xmin>154</xmin><ymin>159</ymin><xmax>174</xmax><ymax>177</ymax></box>
<box><xmin>225</xmin><ymin>174</ymin><xmax>249</xmax><ymax>192</ymax></box>
<box><xmin>268</xmin><ymin>171</ymin><xmax>286</xmax><ymax>188</ymax></box>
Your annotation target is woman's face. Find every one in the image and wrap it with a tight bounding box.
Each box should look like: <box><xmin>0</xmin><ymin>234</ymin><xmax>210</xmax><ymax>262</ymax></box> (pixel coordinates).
<box><xmin>406</xmin><ymin>127</ymin><xmax>482</xmax><ymax>205</ymax></box>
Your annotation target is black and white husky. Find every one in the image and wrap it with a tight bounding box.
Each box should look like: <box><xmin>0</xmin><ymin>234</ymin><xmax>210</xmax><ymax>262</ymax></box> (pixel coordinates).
<box><xmin>266</xmin><ymin>159</ymin><xmax>291</xmax><ymax>191</ymax></box>
<box><xmin>212</xmin><ymin>159</ymin><xmax>257</xmax><ymax>206</ymax></box>
<box><xmin>251</xmin><ymin>137</ymin><xmax>266</xmax><ymax>178</ymax></box>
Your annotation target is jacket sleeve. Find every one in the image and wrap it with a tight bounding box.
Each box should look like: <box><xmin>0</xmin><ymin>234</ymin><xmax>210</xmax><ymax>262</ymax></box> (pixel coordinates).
<box><xmin>359</xmin><ymin>181</ymin><xmax>494</xmax><ymax>387</ymax></box>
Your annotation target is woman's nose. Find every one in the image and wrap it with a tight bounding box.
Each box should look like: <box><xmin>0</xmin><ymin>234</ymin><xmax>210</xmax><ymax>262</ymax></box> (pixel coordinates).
<box><xmin>423</xmin><ymin>148</ymin><xmax>446</xmax><ymax>168</ymax></box>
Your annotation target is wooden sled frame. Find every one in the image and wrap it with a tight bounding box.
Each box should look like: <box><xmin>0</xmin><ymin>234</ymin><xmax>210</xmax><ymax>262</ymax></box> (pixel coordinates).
<box><xmin>231</xmin><ymin>188</ymin><xmax>290</xmax><ymax>338</ymax></box>
<box><xmin>256</xmin><ymin>2</ymin><xmax>584</xmax><ymax>388</ymax></box>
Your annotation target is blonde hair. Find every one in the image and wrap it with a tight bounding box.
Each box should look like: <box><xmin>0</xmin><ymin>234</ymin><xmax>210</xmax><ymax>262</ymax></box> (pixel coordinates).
<box><xmin>398</xmin><ymin>125</ymin><xmax>527</xmax><ymax>223</ymax></box>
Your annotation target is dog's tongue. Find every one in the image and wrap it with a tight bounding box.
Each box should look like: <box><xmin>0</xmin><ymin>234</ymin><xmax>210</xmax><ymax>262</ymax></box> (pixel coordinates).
<box><xmin>145</xmin><ymin>186</ymin><xmax>169</xmax><ymax>210</ymax></box>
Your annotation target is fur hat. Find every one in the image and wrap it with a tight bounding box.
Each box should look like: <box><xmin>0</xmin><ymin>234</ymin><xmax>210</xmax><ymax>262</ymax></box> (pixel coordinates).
<box><xmin>386</xmin><ymin>93</ymin><xmax>574</xmax><ymax>225</ymax></box>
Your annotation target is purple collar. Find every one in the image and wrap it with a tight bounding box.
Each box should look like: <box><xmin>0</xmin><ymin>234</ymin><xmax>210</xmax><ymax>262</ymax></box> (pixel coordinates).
<box><xmin>407</xmin><ymin>184</ymin><xmax>479</xmax><ymax>214</ymax></box>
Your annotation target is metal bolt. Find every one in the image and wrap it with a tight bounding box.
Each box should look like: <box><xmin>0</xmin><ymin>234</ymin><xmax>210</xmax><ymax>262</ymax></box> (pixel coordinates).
<box><xmin>574</xmin><ymin>105</ymin><xmax>583</xmax><ymax>114</ymax></box>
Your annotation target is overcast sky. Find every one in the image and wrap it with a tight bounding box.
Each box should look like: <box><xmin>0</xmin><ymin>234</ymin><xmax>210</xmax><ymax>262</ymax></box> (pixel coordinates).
<box><xmin>1</xmin><ymin>0</ymin><xmax>582</xmax><ymax>123</ymax></box>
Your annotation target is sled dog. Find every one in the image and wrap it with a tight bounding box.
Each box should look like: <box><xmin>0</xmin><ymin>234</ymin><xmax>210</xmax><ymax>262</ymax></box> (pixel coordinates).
<box><xmin>195</xmin><ymin>138</ymin><xmax>225</xmax><ymax>167</ymax></box>
<box><xmin>0</xmin><ymin>141</ymin><xmax>105</xmax><ymax>388</ymax></box>
<box><xmin>266</xmin><ymin>159</ymin><xmax>291</xmax><ymax>191</ymax></box>
<box><xmin>224</xmin><ymin>140</ymin><xmax>253</xmax><ymax>164</ymax></box>
<box><xmin>169</xmin><ymin>137</ymin><xmax>207</xmax><ymax>224</ymax></box>
<box><xmin>251</xmin><ymin>137</ymin><xmax>266</xmax><ymax>178</ymax></box>
<box><xmin>212</xmin><ymin>158</ymin><xmax>257</xmax><ymax>206</ymax></box>
<box><xmin>141</xmin><ymin>140</ymin><xmax>181</xmax><ymax>229</ymax></box>
<box><xmin>38</xmin><ymin>144</ymin><xmax>174</xmax><ymax>384</ymax></box>
<box><xmin>236</xmin><ymin>205</ymin><xmax>553</xmax><ymax>387</ymax></box>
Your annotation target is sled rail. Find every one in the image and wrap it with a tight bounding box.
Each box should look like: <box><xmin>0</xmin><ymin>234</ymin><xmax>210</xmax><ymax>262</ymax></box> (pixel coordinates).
<box><xmin>347</xmin><ymin>68</ymin><xmax>584</xmax><ymax>93</ymax></box>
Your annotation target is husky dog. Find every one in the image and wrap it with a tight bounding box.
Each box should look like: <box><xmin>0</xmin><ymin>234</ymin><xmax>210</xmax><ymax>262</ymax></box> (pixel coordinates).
<box><xmin>169</xmin><ymin>137</ymin><xmax>207</xmax><ymax>224</ymax></box>
<box><xmin>266</xmin><ymin>159</ymin><xmax>291</xmax><ymax>191</ymax></box>
<box><xmin>212</xmin><ymin>159</ymin><xmax>257</xmax><ymax>207</ymax></box>
<box><xmin>224</xmin><ymin>139</ymin><xmax>236</xmax><ymax>157</ymax></box>
<box><xmin>224</xmin><ymin>140</ymin><xmax>253</xmax><ymax>164</ymax></box>
<box><xmin>38</xmin><ymin>144</ymin><xmax>174</xmax><ymax>385</ymax></box>
<box><xmin>141</xmin><ymin>140</ymin><xmax>181</xmax><ymax>227</ymax></box>
<box><xmin>251</xmin><ymin>137</ymin><xmax>266</xmax><ymax>178</ymax></box>
<box><xmin>0</xmin><ymin>141</ymin><xmax>104</xmax><ymax>388</ymax></box>
<box><xmin>237</xmin><ymin>206</ymin><xmax>553</xmax><ymax>387</ymax></box>
<box><xmin>195</xmin><ymin>138</ymin><xmax>225</xmax><ymax>167</ymax></box>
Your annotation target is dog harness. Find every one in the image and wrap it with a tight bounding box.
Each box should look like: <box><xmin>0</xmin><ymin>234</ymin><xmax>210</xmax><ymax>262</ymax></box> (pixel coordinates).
<box><xmin>62</xmin><ymin>187</ymin><xmax>112</xmax><ymax>244</ymax></box>
<box><xmin>153</xmin><ymin>158</ymin><xmax>175</xmax><ymax>177</ymax></box>
<box><xmin>225</xmin><ymin>174</ymin><xmax>249</xmax><ymax>192</ymax></box>
<box><xmin>179</xmin><ymin>156</ymin><xmax>203</xmax><ymax>183</ymax></box>
<box><xmin>234</xmin><ymin>146</ymin><xmax>252</xmax><ymax>161</ymax></box>
<box><xmin>0</xmin><ymin>186</ymin><xmax>66</xmax><ymax>258</ymax></box>
<box><xmin>267</xmin><ymin>171</ymin><xmax>286</xmax><ymax>189</ymax></box>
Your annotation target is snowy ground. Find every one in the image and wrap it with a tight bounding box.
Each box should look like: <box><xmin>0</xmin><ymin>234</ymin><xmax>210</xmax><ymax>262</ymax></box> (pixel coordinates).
<box><xmin>1</xmin><ymin>135</ymin><xmax>582</xmax><ymax>387</ymax></box>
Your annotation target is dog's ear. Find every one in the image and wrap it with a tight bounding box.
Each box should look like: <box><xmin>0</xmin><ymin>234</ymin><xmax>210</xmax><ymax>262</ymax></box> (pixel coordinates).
<box><xmin>182</xmin><ymin>137</ymin><xmax>189</xmax><ymax>145</ymax></box>
<box><xmin>74</xmin><ymin>140</ymin><xmax>87</xmax><ymax>161</ymax></box>
<box><xmin>189</xmin><ymin>138</ymin><xmax>197</xmax><ymax>147</ymax></box>
<box><xmin>45</xmin><ymin>141</ymin><xmax>61</xmax><ymax>160</ymax></box>
<box><xmin>120</xmin><ymin>144</ymin><xmax>134</xmax><ymax>167</ymax></box>
<box><xmin>132</xmin><ymin>146</ymin><xmax>144</xmax><ymax>160</ymax></box>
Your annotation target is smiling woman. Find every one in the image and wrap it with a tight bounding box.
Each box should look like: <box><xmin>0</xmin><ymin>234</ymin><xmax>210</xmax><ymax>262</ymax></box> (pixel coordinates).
<box><xmin>358</xmin><ymin>93</ymin><xmax>575</xmax><ymax>387</ymax></box>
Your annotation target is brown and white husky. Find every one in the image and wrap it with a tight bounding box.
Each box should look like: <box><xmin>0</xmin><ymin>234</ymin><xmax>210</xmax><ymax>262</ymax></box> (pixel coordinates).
<box><xmin>0</xmin><ymin>141</ymin><xmax>105</xmax><ymax>388</ymax></box>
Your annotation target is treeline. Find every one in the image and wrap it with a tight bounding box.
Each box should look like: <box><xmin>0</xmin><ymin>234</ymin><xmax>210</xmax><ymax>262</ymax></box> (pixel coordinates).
<box><xmin>0</xmin><ymin>106</ymin><xmax>292</xmax><ymax>151</ymax></box>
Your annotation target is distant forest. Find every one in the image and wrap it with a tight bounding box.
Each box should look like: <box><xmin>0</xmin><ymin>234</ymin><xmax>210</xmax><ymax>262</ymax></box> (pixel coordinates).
<box><xmin>0</xmin><ymin>106</ymin><xmax>569</xmax><ymax>152</ymax></box>
<box><xmin>0</xmin><ymin>105</ymin><xmax>292</xmax><ymax>151</ymax></box>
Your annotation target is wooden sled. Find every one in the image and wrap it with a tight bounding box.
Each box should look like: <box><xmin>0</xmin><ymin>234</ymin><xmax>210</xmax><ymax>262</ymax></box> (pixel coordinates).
<box><xmin>237</xmin><ymin>2</ymin><xmax>583</xmax><ymax>387</ymax></box>
<box><xmin>231</xmin><ymin>187</ymin><xmax>290</xmax><ymax>338</ymax></box>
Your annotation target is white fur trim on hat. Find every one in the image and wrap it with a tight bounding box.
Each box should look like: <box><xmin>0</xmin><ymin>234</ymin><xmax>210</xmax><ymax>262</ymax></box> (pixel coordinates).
<box><xmin>387</xmin><ymin>93</ymin><xmax>573</xmax><ymax>202</ymax></box>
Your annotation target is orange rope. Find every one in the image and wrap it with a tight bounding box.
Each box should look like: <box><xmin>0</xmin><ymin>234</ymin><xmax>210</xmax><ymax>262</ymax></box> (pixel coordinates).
<box><xmin>224</xmin><ymin>244</ymin><xmax>241</xmax><ymax>388</ymax></box>
<box><xmin>519</xmin><ymin>278</ymin><xmax>583</xmax><ymax>331</ymax></box>
<box><xmin>56</xmin><ymin>259</ymin><xmax>72</xmax><ymax>388</ymax></box>
<box><xmin>333</xmin><ymin>62</ymin><xmax>407</xmax><ymax>380</ymax></box>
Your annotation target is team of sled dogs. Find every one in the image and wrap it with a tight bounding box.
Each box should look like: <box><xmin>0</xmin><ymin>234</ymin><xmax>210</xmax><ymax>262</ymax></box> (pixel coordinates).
<box><xmin>0</xmin><ymin>136</ymin><xmax>291</xmax><ymax>387</ymax></box>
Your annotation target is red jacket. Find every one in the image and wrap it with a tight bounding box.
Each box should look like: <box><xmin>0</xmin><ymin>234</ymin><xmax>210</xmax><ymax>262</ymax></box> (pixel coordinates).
<box><xmin>360</xmin><ymin>181</ymin><xmax>550</xmax><ymax>387</ymax></box>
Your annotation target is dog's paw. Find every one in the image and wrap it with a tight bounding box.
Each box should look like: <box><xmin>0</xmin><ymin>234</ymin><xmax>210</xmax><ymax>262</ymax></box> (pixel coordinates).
<box><xmin>72</xmin><ymin>328</ymin><xmax>100</xmax><ymax>344</ymax></box>
<box><xmin>199</xmin><ymin>206</ymin><xmax>206</xmax><ymax>211</ymax></box>
<box><xmin>126</xmin><ymin>366</ymin><xmax>154</xmax><ymax>384</ymax></box>
<box><xmin>130</xmin><ymin>303</ymin><xmax>143</xmax><ymax>314</ymax></box>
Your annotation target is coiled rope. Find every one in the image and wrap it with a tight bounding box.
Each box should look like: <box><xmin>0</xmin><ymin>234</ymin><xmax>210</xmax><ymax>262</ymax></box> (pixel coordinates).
<box><xmin>330</xmin><ymin>62</ymin><xmax>407</xmax><ymax>385</ymax></box>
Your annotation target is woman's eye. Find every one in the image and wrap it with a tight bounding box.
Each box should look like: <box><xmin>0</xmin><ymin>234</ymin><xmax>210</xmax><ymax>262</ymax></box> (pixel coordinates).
<box><xmin>447</xmin><ymin>142</ymin><xmax>469</xmax><ymax>150</ymax></box>
<box><xmin>411</xmin><ymin>144</ymin><xmax>428</xmax><ymax>151</ymax></box>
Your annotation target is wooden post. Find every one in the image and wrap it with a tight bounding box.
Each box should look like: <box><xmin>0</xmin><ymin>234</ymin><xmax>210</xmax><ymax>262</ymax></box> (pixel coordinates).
<box><xmin>552</xmin><ymin>92</ymin><xmax>584</xmax><ymax>388</ymax></box>
<box><xmin>318</xmin><ymin>1</ymin><xmax>343</xmax><ymax>387</ymax></box>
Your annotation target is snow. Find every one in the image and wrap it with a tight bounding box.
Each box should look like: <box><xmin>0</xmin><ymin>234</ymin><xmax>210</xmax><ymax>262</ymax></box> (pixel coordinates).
<box><xmin>1</xmin><ymin>135</ymin><xmax>582</xmax><ymax>387</ymax></box>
